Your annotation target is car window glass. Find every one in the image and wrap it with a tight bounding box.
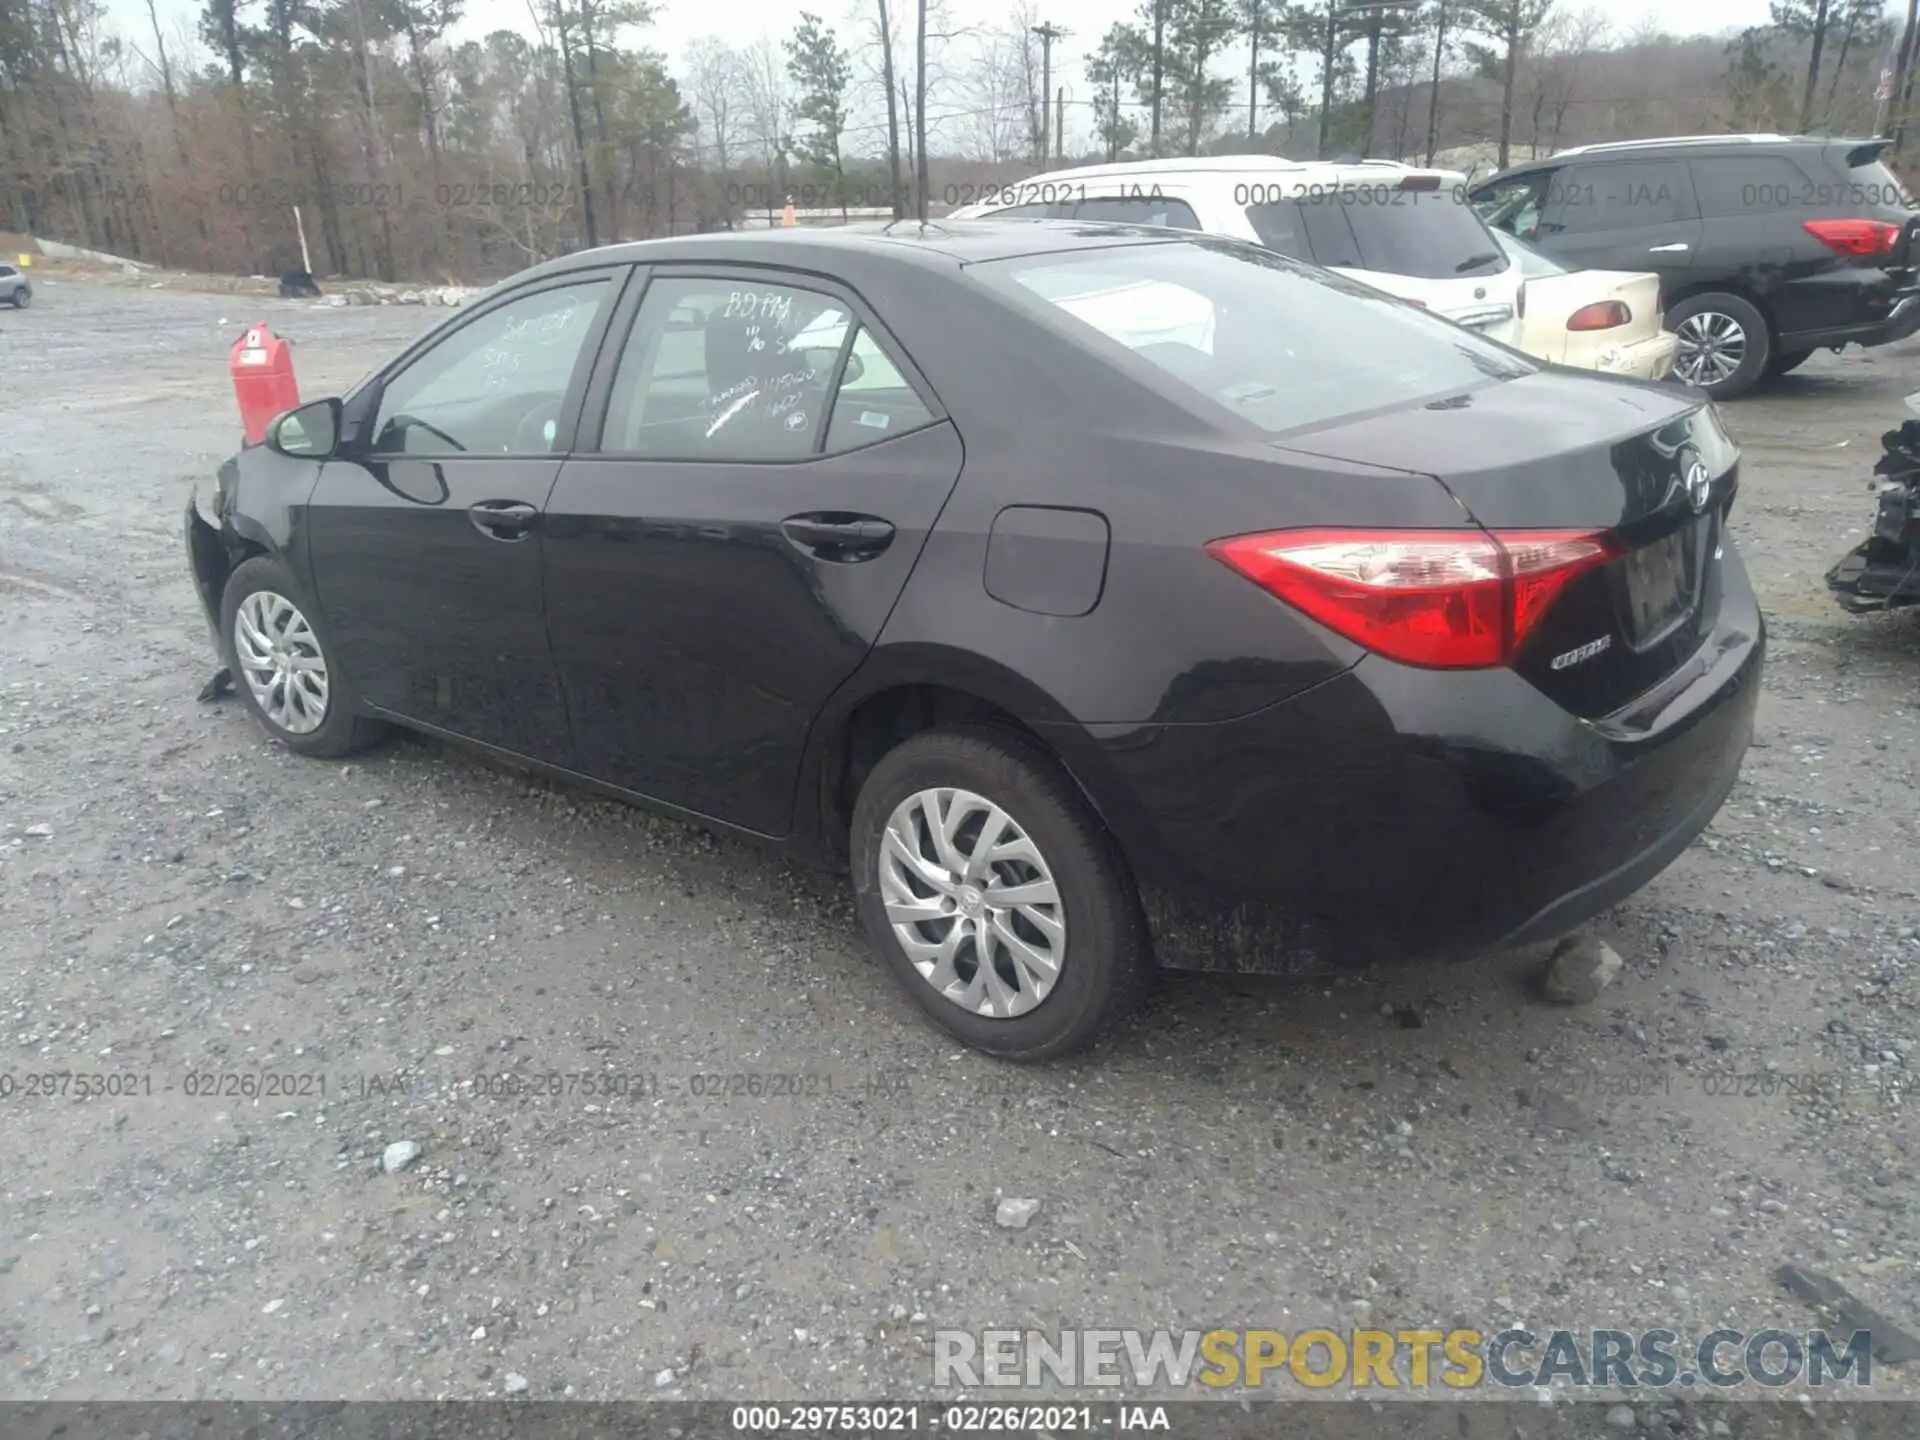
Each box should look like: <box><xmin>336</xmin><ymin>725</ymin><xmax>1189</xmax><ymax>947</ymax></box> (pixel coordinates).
<box><xmin>1493</xmin><ymin>229</ymin><xmax>1569</xmax><ymax>277</ymax></box>
<box><xmin>1473</xmin><ymin>173</ymin><xmax>1548</xmax><ymax>236</ymax></box>
<box><xmin>986</xmin><ymin>202</ymin><xmax>1070</xmax><ymax>219</ymax></box>
<box><xmin>1687</xmin><ymin>155</ymin><xmax>1816</xmax><ymax>217</ymax></box>
<box><xmin>0</xmin><ymin>265</ymin><xmax>15</xmax><ymax>278</ymax></box>
<box><xmin>1341</xmin><ymin>189</ymin><xmax>1508</xmax><ymax>278</ymax></box>
<box><xmin>1072</xmin><ymin>196</ymin><xmax>1201</xmax><ymax>229</ymax></box>
<box><xmin>824</xmin><ymin>326</ymin><xmax>935</xmax><ymax>453</ymax></box>
<box><xmin>985</xmin><ymin>238</ymin><xmax>1534</xmax><ymax>439</ymax></box>
<box><xmin>371</xmin><ymin>280</ymin><xmax>609</xmax><ymax>456</ymax></box>
<box><xmin>1243</xmin><ymin>201</ymin><xmax>1313</xmax><ymax>259</ymax></box>
<box><xmin>602</xmin><ymin>277</ymin><xmax>850</xmax><ymax>460</ymax></box>
<box><xmin>1539</xmin><ymin>160</ymin><xmax>1691</xmax><ymax>235</ymax></box>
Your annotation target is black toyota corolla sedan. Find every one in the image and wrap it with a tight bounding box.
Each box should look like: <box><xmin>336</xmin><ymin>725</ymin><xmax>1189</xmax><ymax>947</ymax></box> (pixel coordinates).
<box><xmin>186</xmin><ymin>219</ymin><xmax>1762</xmax><ymax>1060</ymax></box>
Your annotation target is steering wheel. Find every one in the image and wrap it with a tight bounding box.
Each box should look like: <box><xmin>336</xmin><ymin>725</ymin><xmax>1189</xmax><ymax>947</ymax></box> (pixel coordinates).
<box><xmin>385</xmin><ymin>412</ymin><xmax>466</xmax><ymax>453</ymax></box>
<box><xmin>506</xmin><ymin>395</ymin><xmax>563</xmax><ymax>454</ymax></box>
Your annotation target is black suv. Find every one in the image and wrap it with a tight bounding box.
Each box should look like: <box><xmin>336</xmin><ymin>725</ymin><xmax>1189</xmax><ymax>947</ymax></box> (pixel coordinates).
<box><xmin>1469</xmin><ymin>134</ymin><xmax>1919</xmax><ymax>399</ymax></box>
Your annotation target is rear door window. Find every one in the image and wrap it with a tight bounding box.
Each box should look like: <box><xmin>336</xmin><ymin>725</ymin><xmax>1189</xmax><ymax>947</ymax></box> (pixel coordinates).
<box><xmin>1688</xmin><ymin>155</ymin><xmax>1816</xmax><ymax>217</ymax></box>
<box><xmin>1538</xmin><ymin>159</ymin><xmax>1694</xmax><ymax>235</ymax></box>
<box><xmin>1248</xmin><ymin>187</ymin><xmax>1505</xmax><ymax>279</ymax></box>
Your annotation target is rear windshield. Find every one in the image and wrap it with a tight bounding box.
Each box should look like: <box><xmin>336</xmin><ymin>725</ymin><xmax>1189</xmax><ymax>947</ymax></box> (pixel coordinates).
<box><xmin>1847</xmin><ymin>156</ymin><xmax>1917</xmax><ymax>212</ymax></box>
<box><xmin>1245</xmin><ymin>186</ymin><xmax>1508</xmax><ymax>280</ymax></box>
<box><xmin>1494</xmin><ymin>229</ymin><xmax>1568</xmax><ymax>277</ymax></box>
<box><xmin>976</xmin><ymin>237</ymin><xmax>1536</xmax><ymax>437</ymax></box>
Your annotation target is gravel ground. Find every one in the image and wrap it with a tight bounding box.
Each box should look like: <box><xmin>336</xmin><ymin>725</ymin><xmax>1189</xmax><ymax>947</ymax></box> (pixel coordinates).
<box><xmin>1</xmin><ymin>277</ymin><xmax>1916</xmax><ymax>1418</ymax></box>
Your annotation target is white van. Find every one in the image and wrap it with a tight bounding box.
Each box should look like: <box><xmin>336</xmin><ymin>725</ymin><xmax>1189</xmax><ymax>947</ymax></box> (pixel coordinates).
<box><xmin>947</xmin><ymin>156</ymin><xmax>1525</xmax><ymax>345</ymax></box>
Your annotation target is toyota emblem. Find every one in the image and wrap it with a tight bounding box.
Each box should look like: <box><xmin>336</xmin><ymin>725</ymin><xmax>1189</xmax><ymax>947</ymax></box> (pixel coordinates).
<box><xmin>1473</xmin><ymin>286</ymin><xmax>1486</xmax><ymax>300</ymax></box>
<box><xmin>1684</xmin><ymin>460</ymin><xmax>1712</xmax><ymax>513</ymax></box>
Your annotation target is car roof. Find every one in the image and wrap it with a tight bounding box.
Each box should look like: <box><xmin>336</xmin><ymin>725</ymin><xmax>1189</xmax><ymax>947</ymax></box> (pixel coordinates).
<box><xmin>505</xmin><ymin>219</ymin><xmax>1191</xmax><ymax>287</ymax></box>
<box><xmin>1478</xmin><ymin>132</ymin><xmax>1875</xmax><ymax>180</ymax></box>
<box><xmin>1001</xmin><ymin>154</ymin><xmax>1467</xmax><ymax>186</ymax></box>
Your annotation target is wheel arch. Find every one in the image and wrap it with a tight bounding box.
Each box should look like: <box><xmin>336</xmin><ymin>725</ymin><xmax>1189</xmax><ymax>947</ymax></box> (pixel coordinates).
<box><xmin>1663</xmin><ymin>281</ymin><xmax>1779</xmax><ymax>341</ymax></box>
<box><xmin>803</xmin><ymin>649</ymin><xmax>1111</xmax><ymax>866</ymax></box>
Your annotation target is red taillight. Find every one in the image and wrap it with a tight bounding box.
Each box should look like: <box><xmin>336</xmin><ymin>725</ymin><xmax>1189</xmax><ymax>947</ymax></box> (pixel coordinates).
<box><xmin>1567</xmin><ymin>300</ymin><xmax>1632</xmax><ymax>331</ymax></box>
<box><xmin>1804</xmin><ymin>218</ymin><xmax>1902</xmax><ymax>257</ymax></box>
<box><xmin>1208</xmin><ymin>527</ymin><xmax>1616</xmax><ymax>669</ymax></box>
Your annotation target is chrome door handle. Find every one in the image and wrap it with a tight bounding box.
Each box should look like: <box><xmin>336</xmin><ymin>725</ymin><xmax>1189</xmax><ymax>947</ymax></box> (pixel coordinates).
<box><xmin>1648</xmin><ymin>243</ymin><xmax>1690</xmax><ymax>253</ymax></box>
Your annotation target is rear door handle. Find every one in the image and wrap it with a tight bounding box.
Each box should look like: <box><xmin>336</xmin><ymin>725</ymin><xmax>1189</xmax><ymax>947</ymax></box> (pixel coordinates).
<box><xmin>1648</xmin><ymin>242</ymin><xmax>1690</xmax><ymax>253</ymax></box>
<box><xmin>781</xmin><ymin>513</ymin><xmax>896</xmax><ymax>561</ymax></box>
<box><xmin>469</xmin><ymin>500</ymin><xmax>538</xmax><ymax>541</ymax></box>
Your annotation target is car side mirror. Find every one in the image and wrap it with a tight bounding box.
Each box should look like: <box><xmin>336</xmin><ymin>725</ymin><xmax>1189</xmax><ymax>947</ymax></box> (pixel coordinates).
<box><xmin>267</xmin><ymin>397</ymin><xmax>343</xmax><ymax>459</ymax></box>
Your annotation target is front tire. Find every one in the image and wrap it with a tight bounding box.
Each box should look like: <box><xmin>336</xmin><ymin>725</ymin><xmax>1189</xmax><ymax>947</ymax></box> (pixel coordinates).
<box><xmin>851</xmin><ymin>725</ymin><xmax>1152</xmax><ymax>1061</ymax></box>
<box><xmin>1667</xmin><ymin>293</ymin><xmax>1770</xmax><ymax>399</ymax></box>
<box><xmin>219</xmin><ymin>554</ymin><xmax>385</xmax><ymax>758</ymax></box>
<box><xmin>11</xmin><ymin>287</ymin><xmax>28</xmax><ymax>309</ymax></box>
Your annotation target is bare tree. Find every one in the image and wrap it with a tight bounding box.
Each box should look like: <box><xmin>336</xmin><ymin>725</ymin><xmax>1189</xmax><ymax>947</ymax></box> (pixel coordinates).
<box><xmin>963</xmin><ymin>1</ymin><xmax>1042</xmax><ymax>163</ymax></box>
<box><xmin>684</xmin><ymin>37</ymin><xmax>745</xmax><ymax>177</ymax></box>
<box><xmin>740</xmin><ymin>33</ymin><xmax>791</xmax><ymax>215</ymax></box>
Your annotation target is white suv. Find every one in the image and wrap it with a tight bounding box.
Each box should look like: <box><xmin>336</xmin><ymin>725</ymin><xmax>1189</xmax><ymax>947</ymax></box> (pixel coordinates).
<box><xmin>948</xmin><ymin>156</ymin><xmax>1524</xmax><ymax>345</ymax></box>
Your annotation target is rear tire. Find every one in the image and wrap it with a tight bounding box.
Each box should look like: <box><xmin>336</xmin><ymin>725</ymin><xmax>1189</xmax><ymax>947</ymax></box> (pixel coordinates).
<box><xmin>220</xmin><ymin>555</ymin><xmax>386</xmax><ymax>759</ymax></box>
<box><xmin>1766</xmin><ymin>348</ymin><xmax>1813</xmax><ymax>378</ymax></box>
<box><xmin>1667</xmin><ymin>293</ymin><xmax>1770</xmax><ymax>399</ymax></box>
<box><xmin>851</xmin><ymin>724</ymin><xmax>1152</xmax><ymax>1061</ymax></box>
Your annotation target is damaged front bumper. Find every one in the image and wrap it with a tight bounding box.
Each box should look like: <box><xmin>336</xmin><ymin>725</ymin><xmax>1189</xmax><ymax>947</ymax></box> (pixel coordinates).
<box><xmin>1828</xmin><ymin>413</ymin><xmax>1920</xmax><ymax>614</ymax></box>
<box><xmin>186</xmin><ymin>478</ymin><xmax>241</xmax><ymax>700</ymax></box>
<box><xmin>1827</xmin><ymin>535</ymin><xmax>1920</xmax><ymax>612</ymax></box>
<box><xmin>186</xmin><ymin>487</ymin><xmax>232</xmax><ymax>645</ymax></box>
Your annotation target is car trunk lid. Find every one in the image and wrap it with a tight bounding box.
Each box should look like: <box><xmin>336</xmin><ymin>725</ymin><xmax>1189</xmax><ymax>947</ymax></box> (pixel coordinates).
<box><xmin>1272</xmin><ymin>369</ymin><xmax>1738</xmax><ymax>718</ymax></box>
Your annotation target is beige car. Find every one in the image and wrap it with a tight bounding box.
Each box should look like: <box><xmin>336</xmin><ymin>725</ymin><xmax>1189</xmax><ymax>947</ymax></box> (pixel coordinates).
<box><xmin>1494</xmin><ymin>229</ymin><xmax>1678</xmax><ymax>380</ymax></box>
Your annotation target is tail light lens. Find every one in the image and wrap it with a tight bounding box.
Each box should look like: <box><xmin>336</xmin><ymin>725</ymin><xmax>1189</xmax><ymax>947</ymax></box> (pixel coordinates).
<box><xmin>1804</xmin><ymin>218</ymin><xmax>1901</xmax><ymax>257</ymax></box>
<box><xmin>1208</xmin><ymin>527</ymin><xmax>1617</xmax><ymax>669</ymax></box>
<box><xmin>1568</xmin><ymin>300</ymin><xmax>1632</xmax><ymax>331</ymax></box>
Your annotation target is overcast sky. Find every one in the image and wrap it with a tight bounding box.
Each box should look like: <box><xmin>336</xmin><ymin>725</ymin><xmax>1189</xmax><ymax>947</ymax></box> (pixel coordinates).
<box><xmin>113</xmin><ymin>0</ymin><xmax>1790</xmax><ymax>84</ymax></box>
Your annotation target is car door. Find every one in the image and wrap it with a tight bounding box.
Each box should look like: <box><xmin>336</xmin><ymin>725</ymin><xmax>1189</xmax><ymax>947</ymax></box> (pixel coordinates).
<box><xmin>542</xmin><ymin>267</ymin><xmax>963</xmax><ymax>835</ymax></box>
<box><xmin>304</xmin><ymin>268</ymin><xmax>626</xmax><ymax>762</ymax></box>
<box><xmin>1527</xmin><ymin>158</ymin><xmax>1701</xmax><ymax>297</ymax></box>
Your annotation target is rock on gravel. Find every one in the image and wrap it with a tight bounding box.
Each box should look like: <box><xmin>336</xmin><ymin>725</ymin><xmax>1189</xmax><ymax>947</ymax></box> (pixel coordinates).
<box><xmin>995</xmin><ymin>1197</ymin><xmax>1041</xmax><ymax>1229</ymax></box>
<box><xmin>1604</xmin><ymin>1405</ymin><xmax>1637</xmax><ymax>1431</ymax></box>
<box><xmin>380</xmin><ymin>1141</ymin><xmax>422</xmax><ymax>1174</ymax></box>
<box><xmin>502</xmin><ymin>1373</ymin><xmax>530</xmax><ymax>1396</ymax></box>
<box><xmin>1541</xmin><ymin>933</ymin><xmax>1625</xmax><ymax>1003</ymax></box>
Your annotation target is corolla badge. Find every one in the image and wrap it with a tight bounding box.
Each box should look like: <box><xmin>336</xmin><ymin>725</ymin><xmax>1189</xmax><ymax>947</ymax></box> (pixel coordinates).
<box><xmin>1685</xmin><ymin>460</ymin><xmax>1712</xmax><ymax>513</ymax></box>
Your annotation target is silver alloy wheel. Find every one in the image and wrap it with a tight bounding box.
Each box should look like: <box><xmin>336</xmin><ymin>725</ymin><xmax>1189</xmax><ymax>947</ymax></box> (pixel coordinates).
<box><xmin>1673</xmin><ymin>310</ymin><xmax>1748</xmax><ymax>387</ymax></box>
<box><xmin>878</xmin><ymin>786</ymin><xmax>1066</xmax><ymax>1018</ymax></box>
<box><xmin>233</xmin><ymin>589</ymin><xmax>330</xmax><ymax>735</ymax></box>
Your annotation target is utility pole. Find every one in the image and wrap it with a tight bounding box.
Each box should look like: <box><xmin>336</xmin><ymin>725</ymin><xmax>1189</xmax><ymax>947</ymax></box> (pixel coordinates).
<box><xmin>1032</xmin><ymin>21</ymin><xmax>1065</xmax><ymax>167</ymax></box>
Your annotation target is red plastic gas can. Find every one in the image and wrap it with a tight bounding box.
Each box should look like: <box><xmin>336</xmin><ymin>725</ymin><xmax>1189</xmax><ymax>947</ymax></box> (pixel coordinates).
<box><xmin>231</xmin><ymin>321</ymin><xmax>301</xmax><ymax>445</ymax></box>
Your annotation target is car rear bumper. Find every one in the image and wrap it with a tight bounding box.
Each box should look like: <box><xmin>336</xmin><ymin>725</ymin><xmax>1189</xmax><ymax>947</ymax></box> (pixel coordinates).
<box><xmin>1594</xmin><ymin>330</ymin><xmax>1679</xmax><ymax>381</ymax></box>
<box><xmin>1780</xmin><ymin>290</ymin><xmax>1920</xmax><ymax>351</ymax></box>
<box><xmin>1046</xmin><ymin>544</ymin><xmax>1764</xmax><ymax>975</ymax></box>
